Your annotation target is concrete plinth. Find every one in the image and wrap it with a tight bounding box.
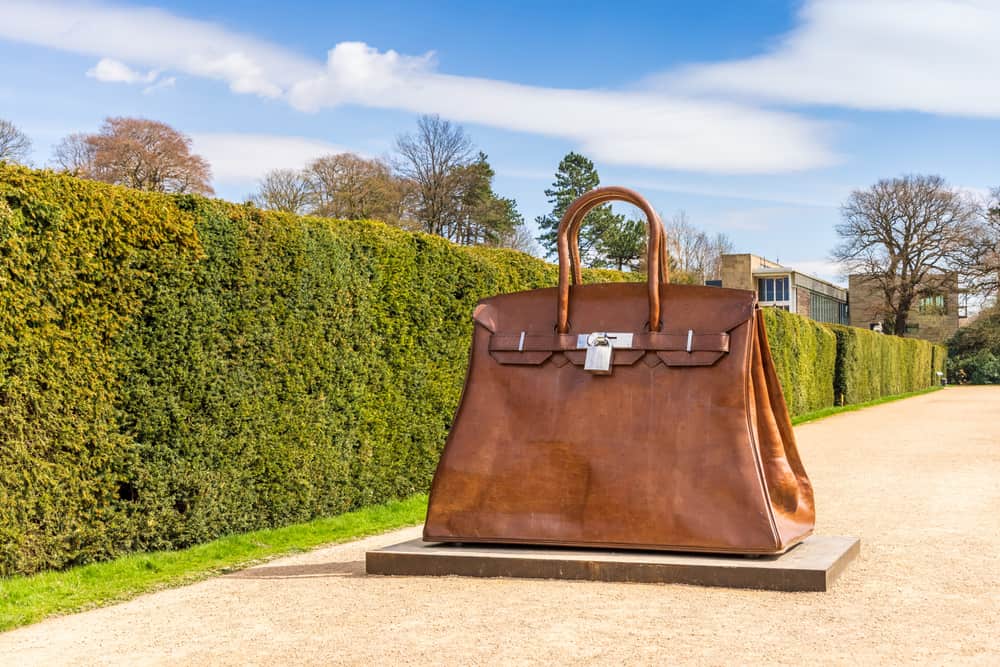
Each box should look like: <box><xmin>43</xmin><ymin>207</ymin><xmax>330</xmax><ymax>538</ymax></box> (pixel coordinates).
<box><xmin>366</xmin><ymin>535</ymin><xmax>859</xmax><ymax>592</ymax></box>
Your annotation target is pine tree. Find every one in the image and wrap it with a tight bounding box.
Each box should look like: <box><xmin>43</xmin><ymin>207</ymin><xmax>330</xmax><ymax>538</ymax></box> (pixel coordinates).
<box><xmin>535</xmin><ymin>152</ymin><xmax>622</xmax><ymax>264</ymax></box>
<box><xmin>596</xmin><ymin>217</ymin><xmax>647</xmax><ymax>271</ymax></box>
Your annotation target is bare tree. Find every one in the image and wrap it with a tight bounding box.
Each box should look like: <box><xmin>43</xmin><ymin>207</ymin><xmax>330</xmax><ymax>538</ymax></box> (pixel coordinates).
<box><xmin>833</xmin><ymin>174</ymin><xmax>982</xmax><ymax>335</ymax></box>
<box><xmin>496</xmin><ymin>224</ymin><xmax>540</xmax><ymax>255</ymax></box>
<box><xmin>51</xmin><ymin>117</ymin><xmax>213</xmax><ymax>194</ymax></box>
<box><xmin>0</xmin><ymin>119</ymin><xmax>32</xmax><ymax>164</ymax></box>
<box><xmin>306</xmin><ymin>153</ymin><xmax>410</xmax><ymax>224</ymax></box>
<box><xmin>955</xmin><ymin>187</ymin><xmax>1000</xmax><ymax>299</ymax></box>
<box><xmin>395</xmin><ymin>115</ymin><xmax>473</xmax><ymax>236</ymax></box>
<box><xmin>52</xmin><ymin>133</ymin><xmax>96</xmax><ymax>175</ymax></box>
<box><xmin>703</xmin><ymin>232</ymin><xmax>736</xmax><ymax>281</ymax></box>
<box><xmin>251</xmin><ymin>168</ymin><xmax>313</xmax><ymax>214</ymax></box>
<box><xmin>665</xmin><ymin>211</ymin><xmax>707</xmax><ymax>280</ymax></box>
<box><xmin>664</xmin><ymin>211</ymin><xmax>734</xmax><ymax>283</ymax></box>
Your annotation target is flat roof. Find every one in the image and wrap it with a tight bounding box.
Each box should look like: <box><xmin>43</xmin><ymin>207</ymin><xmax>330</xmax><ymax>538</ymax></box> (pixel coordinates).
<box><xmin>751</xmin><ymin>267</ymin><xmax>848</xmax><ymax>301</ymax></box>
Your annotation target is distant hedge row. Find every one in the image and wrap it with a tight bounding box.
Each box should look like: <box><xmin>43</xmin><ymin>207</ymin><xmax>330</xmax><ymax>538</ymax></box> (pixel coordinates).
<box><xmin>826</xmin><ymin>324</ymin><xmax>945</xmax><ymax>405</ymax></box>
<box><xmin>0</xmin><ymin>166</ymin><xmax>945</xmax><ymax>575</ymax></box>
<box><xmin>760</xmin><ymin>310</ymin><xmax>945</xmax><ymax>415</ymax></box>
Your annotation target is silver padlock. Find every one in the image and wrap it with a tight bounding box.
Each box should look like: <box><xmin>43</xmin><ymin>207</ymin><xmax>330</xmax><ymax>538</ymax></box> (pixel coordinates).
<box><xmin>584</xmin><ymin>332</ymin><xmax>613</xmax><ymax>375</ymax></box>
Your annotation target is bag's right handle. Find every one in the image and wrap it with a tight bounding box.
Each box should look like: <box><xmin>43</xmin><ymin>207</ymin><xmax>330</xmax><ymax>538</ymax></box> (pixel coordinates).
<box><xmin>557</xmin><ymin>187</ymin><xmax>664</xmax><ymax>334</ymax></box>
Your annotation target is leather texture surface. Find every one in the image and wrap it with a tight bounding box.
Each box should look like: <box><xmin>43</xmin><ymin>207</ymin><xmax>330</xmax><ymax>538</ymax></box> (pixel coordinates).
<box><xmin>424</xmin><ymin>187</ymin><xmax>815</xmax><ymax>555</ymax></box>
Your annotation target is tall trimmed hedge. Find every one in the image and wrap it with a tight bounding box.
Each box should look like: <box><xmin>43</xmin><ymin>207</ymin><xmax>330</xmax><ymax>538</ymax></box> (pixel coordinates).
<box><xmin>828</xmin><ymin>324</ymin><xmax>945</xmax><ymax>404</ymax></box>
<box><xmin>0</xmin><ymin>166</ymin><xmax>947</xmax><ymax>575</ymax></box>
<box><xmin>0</xmin><ymin>166</ymin><xmax>624</xmax><ymax>575</ymax></box>
<box><xmin>761</xmin><ymin>308</ymin><xmax>837</xmax><ymax>415</ymax></box>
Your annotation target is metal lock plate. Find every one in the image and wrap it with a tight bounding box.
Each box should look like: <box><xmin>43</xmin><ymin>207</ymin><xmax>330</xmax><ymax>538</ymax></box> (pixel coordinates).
<box><xmin>583</xmin><ymin>332</ymin><xmax>614</xmax><ymax>374</ymax></box>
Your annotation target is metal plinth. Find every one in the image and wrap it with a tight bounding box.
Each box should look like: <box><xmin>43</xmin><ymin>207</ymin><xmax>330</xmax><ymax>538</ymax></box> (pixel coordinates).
<box><xmin>366</xmin><ymin>535</ymin><xmax>859</xmax><ymax>592</ymax></box>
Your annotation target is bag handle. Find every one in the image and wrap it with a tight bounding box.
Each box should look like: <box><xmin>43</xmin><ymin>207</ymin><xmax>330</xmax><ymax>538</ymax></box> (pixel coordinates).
<box><xmin>567</xmin><ymin>203</ymin><xmax>669</xmax><ymax>286</ymax></box>
<box><xmin>557</xmin><ymin>186</ymin><xmax>664</xmax><ymax>334</ymax></box>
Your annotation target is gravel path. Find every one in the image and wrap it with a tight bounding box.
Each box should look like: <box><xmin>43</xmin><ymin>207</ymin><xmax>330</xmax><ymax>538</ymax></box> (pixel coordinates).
<box><xmin>3</xmin><ymin>386</ymin><xmax>999</xmax><ymax>665</ymax></box>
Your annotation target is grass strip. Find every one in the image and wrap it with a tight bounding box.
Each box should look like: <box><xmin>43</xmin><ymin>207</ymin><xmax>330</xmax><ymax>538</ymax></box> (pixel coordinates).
<box><xmin>791</xmin><ymin>386</ymin><xmax>944</xmax><ymax>425</ymax></box>
<box><xmin>0</xmin><ymin>493</ymin><xmax>428</xmax><ymax>632</ymax></box>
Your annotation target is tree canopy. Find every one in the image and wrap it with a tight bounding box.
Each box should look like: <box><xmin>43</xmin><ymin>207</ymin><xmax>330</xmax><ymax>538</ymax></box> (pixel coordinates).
<box><xmin>251</xmin><ymin>116</ymin><xmax>530</xmax><ymax>251</ymax></box>
<box><xmin>534</xmin><ymin>152</ymin><xmax>656</xmax><ymax>270</ymax></box>
<box><xmin>52</xmin><ymin>117</ymin><xmax>213</xmax><ymax>195</ymax></box>
<box><xmin>833</xmin><ymin>174</ymin><xmax>982</xmax><ymax>336</ymax></box>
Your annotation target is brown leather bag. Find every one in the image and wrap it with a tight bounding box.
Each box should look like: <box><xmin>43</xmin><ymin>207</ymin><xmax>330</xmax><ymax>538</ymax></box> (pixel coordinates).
<box><xmin>424</xmin><ymin>187</ymin><xmax>814</xmax><ymax>554</ymax></box>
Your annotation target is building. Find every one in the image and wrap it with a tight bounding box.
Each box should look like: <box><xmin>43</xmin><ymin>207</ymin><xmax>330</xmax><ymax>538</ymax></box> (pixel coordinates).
<box><xmin>848</xmin><ymin>272</ymin><xmax>961</xmax><ymax>343</ymax></box>
<box><xmin>715</xmin><ymin>254</ymin><xmax>849</xmax><ymax>325</ymax></box>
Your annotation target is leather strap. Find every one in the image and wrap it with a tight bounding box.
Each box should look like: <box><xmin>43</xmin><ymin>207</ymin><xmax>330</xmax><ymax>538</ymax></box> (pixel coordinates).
<box><xmin>557</xmin><ymin>187</ymin><xmax>664</xmax><ymax>333</ymax></box>
<box><xmin>568</xmin><ymin>201</ymin><xmax>669</xmax><ymax>286</ymax></box>
<box><xmin>489</xmin><ymin>332</ymin><xmax>730</xmax><ymax>354</ymax></box>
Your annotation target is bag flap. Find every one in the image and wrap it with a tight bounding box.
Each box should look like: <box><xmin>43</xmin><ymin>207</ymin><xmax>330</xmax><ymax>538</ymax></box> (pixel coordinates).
<box><xmin>473</xmin><ymin>283</ymin><xmax>755</xmax><ymax>336</ymax></box>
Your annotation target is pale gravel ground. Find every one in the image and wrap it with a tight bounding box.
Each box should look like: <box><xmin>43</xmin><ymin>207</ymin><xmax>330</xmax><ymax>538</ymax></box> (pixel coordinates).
<box><xmin>2</xmin><ymin>386</ymin><xmax>999</xmax><ymax>666</ymax></box>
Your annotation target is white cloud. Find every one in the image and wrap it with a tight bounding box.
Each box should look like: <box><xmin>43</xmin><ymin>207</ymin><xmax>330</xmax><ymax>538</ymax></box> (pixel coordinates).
<box><xmin>0</xmin><ymin>0</ymin><xmax>318</xmax><ymax>98</ymax></box>
<box><xmin>285</xmin><ymin>42</ymin><xmax>837</xmax><ymax>173</ymax></box>
<box><xmin>189</xmin><ymin>133</ymin><xmax>349</xmax><ymax>183</ymax></box>
<box><xmin>783</xmin><ymin>259</ymin><xmax>847</xmax><ymax>286</ymax></box>
<box><xmin>668</xmin><ymin>0</ymin><xmax>1000</xmax><ymax>117</ymax></box>
<box><xmin>0</xmin><ymin>1</ymin><xmax>837</xmax><ymax>174</ymax></box>
<box><xmin>611</xmin><ymin>177</ymin><xmax>846</xmax><ymax>209</ymax></box>
<box><xmin>86</xmin><ymin>57</ymin><xmax>158</xmax><ymax>84</ymax></box>
<box><xmin>143</xmin><ymin>76</ymin><xmax>176</xmax><ymax>95</ymax></box>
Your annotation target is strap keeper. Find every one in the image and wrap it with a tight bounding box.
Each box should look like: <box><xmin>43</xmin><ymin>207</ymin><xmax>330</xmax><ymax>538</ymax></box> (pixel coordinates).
<box><xmin>686</xmin><ymin>330</ymin><xmax>693</xmax><ymax>353</ymax></box>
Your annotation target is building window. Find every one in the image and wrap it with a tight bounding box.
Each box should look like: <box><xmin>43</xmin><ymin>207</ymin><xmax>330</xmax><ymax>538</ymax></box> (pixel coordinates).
<box><xmin>809</xmin><ymin>292</ymin><xmax>848</xmax><ymax>325</ymax></box>
<box><xmin>918</xmin><ymin>294</ymin><xmax>946</xmax><ymax>315</ymax></box>
<box><xmin>906</xmin><ymin>323</ymin><xmax>920</xmax><ymax>333</ymax></box>
<box><xmin>757</xmin><ymin>276</ymin><xmax>790</xmax><ymax>304</ymax></box>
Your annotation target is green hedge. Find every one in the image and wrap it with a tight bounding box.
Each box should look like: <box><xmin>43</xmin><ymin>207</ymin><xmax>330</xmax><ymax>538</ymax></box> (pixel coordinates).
<box><xmin>0</xmin><ymin>165</ymin><xmax>948</xmax><ymax>575</ymax></box>
<box><xmin>761</xmin><ymin>308</ymin><xmax>837</xmax><ymax>415</ymax></box>
<box><xmin>828</xmin><ymin>324</ymin><xmax>944</xmax><ymax>404</ymax></box>
<box><xmin>0</xmin><ymin>165</ymin><xmax>625</xmax><ymax>575</ymax></box>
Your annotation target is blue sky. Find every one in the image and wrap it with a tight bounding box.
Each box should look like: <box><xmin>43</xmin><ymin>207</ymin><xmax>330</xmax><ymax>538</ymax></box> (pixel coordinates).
<box><xmin>2</xmin><ymin>0</ymin><xmax>998</xmax><ymax>285</ymax></box>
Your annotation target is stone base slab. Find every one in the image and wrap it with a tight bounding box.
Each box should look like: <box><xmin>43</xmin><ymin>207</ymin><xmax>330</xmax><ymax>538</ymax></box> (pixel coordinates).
<box><xmin>366</xmin><ymin>535</ymin><xmax>859</xmax><ymax>592</ymax></box>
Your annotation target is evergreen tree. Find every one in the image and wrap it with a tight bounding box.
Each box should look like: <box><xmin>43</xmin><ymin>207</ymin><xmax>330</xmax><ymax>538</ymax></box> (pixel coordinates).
<box><xmin>450</xmin><ymin>153</ymin><xmax>524</xmax><ymax>246</ymax></box>
<box><xmin>596</xmin><ymin>217</ymin><xmax>647</xmax><ymax>271</ymax></box>
<box><xmin>535</xmin><ymin>152</ymin><xmax>623</xmax><ymax>264</ymax></box>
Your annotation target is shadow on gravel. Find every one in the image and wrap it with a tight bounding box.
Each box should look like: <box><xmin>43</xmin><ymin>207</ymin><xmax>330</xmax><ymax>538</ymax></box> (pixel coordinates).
<box><xmin>227</xmin><ymin>560</ymin><xmax>366</xmax><ymax>579</ymax></box>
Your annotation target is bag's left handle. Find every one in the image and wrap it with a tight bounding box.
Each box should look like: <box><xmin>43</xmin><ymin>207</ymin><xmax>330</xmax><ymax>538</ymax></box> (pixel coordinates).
<box><xmin>556</xmin><ymin>187</ymin><xmax>663</xmax><ymax>334</ymax></box>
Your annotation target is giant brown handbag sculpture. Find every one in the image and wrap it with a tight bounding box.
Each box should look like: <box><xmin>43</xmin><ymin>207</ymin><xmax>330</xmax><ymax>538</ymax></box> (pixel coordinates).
<box><xmin>424</xmin><ymin>187</ymin><xmax>815</xmax><ymax>554</ymax></box>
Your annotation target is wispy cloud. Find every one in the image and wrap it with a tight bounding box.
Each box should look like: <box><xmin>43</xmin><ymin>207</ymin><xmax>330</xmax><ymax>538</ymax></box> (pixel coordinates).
<box><xmin>189</xmin><ymin>133</ymin><xmax>349</xmax><ymax>184</ymax></box>
<box><xmin>0</xmin><ymin>0</ymin><xmax>838</xmax><ymax>174</ymax></box>
<box><xmin>85</xmin><ymin>57</ymin><xmax>175</xmax><ymax>94</ymax></box>
<box><xmin>286</xmin><ymin>42</ymin><xmax>837</xmax><ymax>174</ymax></box>
<box><xmin>0</xmin><ymin>0</ymin><xmax>318</xmax><ymax>98</ymax></box>
<box><xmin>783</xmin><ymin>259</ymin><xmax>847</xmax><ymax>285</ymax></box>
<box><xmin>143</xmin><ymin>76</ymin><xmax>176</xmax><ymax>95</ymax></box>
<box><xmin>666</xmin><ymin>0</ymin><xmax>1000</xmax><ymax>118</ymax></box>
<box><xmin>87</xmin><ymin>57</ymin><xmax>158</xmax><ymax>84</ymax></box>
<box><xmin>611</xmin><ymin>178</ymin><xmax>847</xmax><ymax>209</ymax></box>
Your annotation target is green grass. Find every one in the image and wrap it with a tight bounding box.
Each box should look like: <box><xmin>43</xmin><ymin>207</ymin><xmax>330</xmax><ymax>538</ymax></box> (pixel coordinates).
<box><xmin>0</xmin><ymin>494</ymin><xmax>428</xmax><ymax>632</ymax></box>
<box><xmin>791</xmin><ymin>385</ymin><xmax>945</xmax><ymax>425</ymax></box>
